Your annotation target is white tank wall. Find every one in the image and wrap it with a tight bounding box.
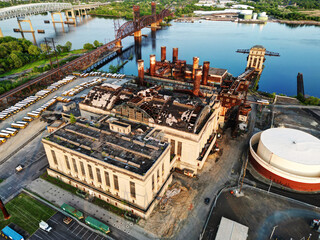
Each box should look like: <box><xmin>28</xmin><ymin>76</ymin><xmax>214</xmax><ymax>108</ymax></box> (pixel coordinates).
<box><xmin>257</xmin><ymin>137</ymin><xmax>320</xmax><ymax>177</ymax></box>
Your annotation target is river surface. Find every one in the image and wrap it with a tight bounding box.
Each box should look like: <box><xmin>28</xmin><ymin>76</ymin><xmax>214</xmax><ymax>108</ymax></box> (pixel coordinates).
<box><xmin>1</xmin><ymin>13</ymin><xmax>319</xmax><ymax>97</ymax></box>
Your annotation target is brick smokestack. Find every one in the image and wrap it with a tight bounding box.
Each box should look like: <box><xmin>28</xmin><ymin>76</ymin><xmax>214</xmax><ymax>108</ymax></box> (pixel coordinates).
<box><xmin>172</xmin><ymin>48</ymin><xmax>178</xmax><ymax>62</ymax></box>
<box><xmin>150</xmin><ymin>54</ymin><xmax>156</xmax><ymax>76</ymax></box>
<box><xmin>137</xmin><ymin>59</ymin><xmax>144</xmax><ymax>85</ymax></box>
<box><xmin>202</xmin><ymin>61</ymin><xmax>210</xmax><ymax>85</ymax></box>
<box><xmin>193</xmin><ymin>68</ymin><xmax>202</xmax><ymax>96</ymax></box>
<box><xmin>192</xmin><ymin>57</ymin><xmax>199</xmax><ymax>80</ymax></box>
<box><xmin>133</xmin><ymin>5</ymin><xmax>140</xmax><ymax>21</ymax></box>
<box><xmin>0</xmin><ymin>199</ymin><xmax>10</xmax><ymax>220</ymax></box>
<box><xmin>161</xmin><ymin>46</ymin><xmax>166</xmax><ymax>62</ymax></box>
<box><xmin>151</xmin><ymin>2</ymin><xmax>156</xmax><ymax>15</ymax></box>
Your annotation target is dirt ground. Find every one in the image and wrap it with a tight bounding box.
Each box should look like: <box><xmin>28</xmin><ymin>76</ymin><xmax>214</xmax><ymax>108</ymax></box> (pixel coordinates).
<box><xmin>274</xmin><ymin>95</ymin><xmax>301</xmax><ymax>105</ymax></box>
<box><xmin>138</xmin><ymin>128</ymin><xmax>246</xmax><ymax>239</ymax></box>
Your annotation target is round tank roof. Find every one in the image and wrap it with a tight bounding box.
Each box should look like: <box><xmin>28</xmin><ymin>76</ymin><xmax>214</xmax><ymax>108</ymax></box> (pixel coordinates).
<box><xmin>260</xmin><ymin>128</ymin><xmax>320</xmax><ymax>165</ymax></box>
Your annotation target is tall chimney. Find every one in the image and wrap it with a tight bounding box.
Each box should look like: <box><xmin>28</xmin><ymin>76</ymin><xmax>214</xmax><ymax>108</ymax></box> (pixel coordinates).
<box><xmin>202</xmin><ymin>61</ymin><xmax>210</xmax><ymax>85</ymax></box>
<box><xmin>161</xmin><ymin>46</ymin><xmax>166</xmax><ymax>62</ymax></box>
<box><xmin>0</xmin><ymin>199</ymin><xmax>10</xmax><ymax>220</ymax></box>
<box><xmin>193</xmin><ymin>68</ymin><xmax>202</xmax><ymax>96</ymax></box>
<box><xmin>150</xmin><ymin>54</ymin><xmax>156</xmax><ymax>76</ymax></box>
<box><xmin>192</xmin><ymin>57</ymin><xmax>199</xmax><ymax>80</ymax></box>
<box><xmin>133</xmin><ymin>5</ymin><xmax>140</xmax><ymax>21</ymax></box>
<box><xmin>172</xmin><ymin>48</ymin><xmax>178</xmax><ymax>62</ymax></box>
<box><xmin>297</xmin><ymin>72</ymin><xmax>304</xmax><ymax>97</ymax></box>
<box><xmin>151</xmin><ymin>2</ymin><xmax>156</xmax><ymax>15</ymax></box>
<box><xmin>137</xmin><ymin>59</ymin><xmax>144</xmax><ymax>85</ymax></box>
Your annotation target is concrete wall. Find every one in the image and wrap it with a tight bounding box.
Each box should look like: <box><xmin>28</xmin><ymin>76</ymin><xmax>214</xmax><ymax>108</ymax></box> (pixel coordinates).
<box><xmin>43</xmin><ymin>139</ymin><xmax>172</xmax><ymax>218</ymax></box>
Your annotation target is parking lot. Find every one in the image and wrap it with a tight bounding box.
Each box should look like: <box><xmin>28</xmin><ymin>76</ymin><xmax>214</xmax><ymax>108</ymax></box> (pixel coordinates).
<box><xmin>30</xmin><ymin>212</ymin><xmax>108</xmax><ymax>240</ymax></box>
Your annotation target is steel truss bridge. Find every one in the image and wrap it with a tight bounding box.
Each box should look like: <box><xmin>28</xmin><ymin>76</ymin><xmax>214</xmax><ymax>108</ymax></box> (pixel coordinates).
<box><xmin>0</xmin><ymin>3</ymin><xmax>106</xmax><ymax>20</ymax></box>
<box><xmin>0</xmin><ymin>7</ymin><xmax>172</xmax><ymax>105</ymax></box>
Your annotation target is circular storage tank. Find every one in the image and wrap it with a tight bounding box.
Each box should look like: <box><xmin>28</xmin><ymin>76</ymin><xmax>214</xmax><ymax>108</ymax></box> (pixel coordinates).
<box><xmin>249</xmin><ymin>128</ymin><xmax>320</xmax><ymax>191</ymax></box>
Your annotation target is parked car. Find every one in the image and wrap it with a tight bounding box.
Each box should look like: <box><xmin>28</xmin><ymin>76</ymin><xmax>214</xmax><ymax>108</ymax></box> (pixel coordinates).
<box><xmin>63</xmin><ymin>217</ymin><xmax>72</xmax><ymax>224</ymax></box>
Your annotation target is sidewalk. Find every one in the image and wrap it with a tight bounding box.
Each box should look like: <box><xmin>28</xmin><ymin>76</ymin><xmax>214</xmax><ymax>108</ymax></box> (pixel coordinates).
<box><xmin>27</xmin><ymin>178</ymin><xmax>158</xmax><ymax>240</ymax></box>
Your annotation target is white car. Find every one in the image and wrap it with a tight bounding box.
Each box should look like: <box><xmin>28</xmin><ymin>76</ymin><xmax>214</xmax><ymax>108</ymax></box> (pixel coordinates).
<box><xmin>39</xmin><ymin>220</ymin><xmax>52</xmax><ymax>232</ymax></box>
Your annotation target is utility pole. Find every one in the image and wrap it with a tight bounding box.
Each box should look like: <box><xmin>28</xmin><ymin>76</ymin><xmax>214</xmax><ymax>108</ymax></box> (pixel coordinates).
<box><xmin>50</xmin><ymin>38</ymin><xmax>59</xmax><ymax>68</ymax></box>
<box><xmin>44</xmin><ymin>38</ymin><xmax>53</xmax><ymax>70</ymax></box>
<box><xmin>268</xmin><ymin>180</ymin><xmax>273</xmax><ymax>193</ymax></box>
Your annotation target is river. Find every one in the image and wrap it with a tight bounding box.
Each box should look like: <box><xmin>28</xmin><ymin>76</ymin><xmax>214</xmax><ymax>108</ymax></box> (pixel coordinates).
<box><xmin>1</xmin><ymin>13</ymin><xmax>319</xmax><ymax>97</ymax></box>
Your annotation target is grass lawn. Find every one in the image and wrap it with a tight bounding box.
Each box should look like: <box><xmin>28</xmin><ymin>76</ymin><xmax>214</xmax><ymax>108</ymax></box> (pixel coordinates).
<box><xmin>40</xmin><ymin>172</ymin><xmax>127</xmax><ymax>218</ymax></box>
<box><xmin>40</xmin><ymin>171</ymin><xmax>78</xmax><ymax>195</ymax></box>
<box><xmin>0</xmin><ymin>49</ymin><xmax>86</xmax><ymax>78</ymax></box>
<box><xmin>0</xmin><ymin>193</ymin><xmax>56</xmax><ymax>234</ymax></box>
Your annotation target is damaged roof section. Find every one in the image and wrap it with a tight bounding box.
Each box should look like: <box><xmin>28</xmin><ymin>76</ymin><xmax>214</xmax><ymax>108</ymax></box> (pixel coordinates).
<box><xmin>47</xmin><ymin>118</ymin><xmax>168</xmax><ymax>176</ymax></box>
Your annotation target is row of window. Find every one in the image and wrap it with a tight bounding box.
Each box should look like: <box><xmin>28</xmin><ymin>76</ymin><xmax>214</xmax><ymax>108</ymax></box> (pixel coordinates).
<box><xmin>164</xmin><ymin>138</ymin><xmax>182</xmax><ymax>157</ymax></box>
<box><xmin>51</xmin><ymin>150</ymin><xmax>136</xmax><ymax>198</ymax></box>
<box><xmin>152</xmin><ymin>163</ymin><xmax>165</xmax><ymax>191</ymax></box>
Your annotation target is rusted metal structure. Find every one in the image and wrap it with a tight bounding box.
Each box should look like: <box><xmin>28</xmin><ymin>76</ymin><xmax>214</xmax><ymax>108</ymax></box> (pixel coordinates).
<box><xmin>161</xmin><ymin>46</ymin><xmax>166</xmax><ymax>62</ymax></box>
<box><xmin>0</xmin><ymin>4</ymin><xmax>172</xmax><ymax>107</ymax></box>
<box><xmin>0</xmin><ymin>198</ymin><xmax>10</xmax><ymax>220</ymax></box>
<box><xmin>137</xmin><ymin>59</ymin><xmax>144</xmax><ymax>86</ymax></box>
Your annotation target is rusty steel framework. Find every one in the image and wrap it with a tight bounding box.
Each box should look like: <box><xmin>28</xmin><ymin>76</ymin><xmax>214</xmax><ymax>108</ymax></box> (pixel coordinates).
<box><xmin>0</xmin><ymin>7</ymin><xmax>172</xmax><ymax>106</ymax></box>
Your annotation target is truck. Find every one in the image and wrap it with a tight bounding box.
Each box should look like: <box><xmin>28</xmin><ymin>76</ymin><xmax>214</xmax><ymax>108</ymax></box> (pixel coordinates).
<box><xmin>85</xmin><ymin>216</ymin><xmax>110</xmax><ymax>234</ymax></box>
<box><xmin>39</xmin><ymin>220</ymin><xmax>52</xmax><ymax>232</ymax></box>
<box><xmin>1</xmin><ymin>226</ymin><xmax>24</xmax><ymax>240</ymax></box>
<box><xmin>60</xmin><ymin>203</ymin><xmax>84</xmax><ymax>220</ymax></box>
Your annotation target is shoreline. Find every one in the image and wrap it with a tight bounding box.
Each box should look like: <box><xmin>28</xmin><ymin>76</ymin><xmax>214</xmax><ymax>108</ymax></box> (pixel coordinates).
<box><xmin>176</xmin><ymin>15</ymin><xmax>320</xmax><ymax>26</ymax></box>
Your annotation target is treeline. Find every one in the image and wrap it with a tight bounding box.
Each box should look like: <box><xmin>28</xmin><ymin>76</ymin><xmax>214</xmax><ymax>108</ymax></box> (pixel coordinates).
<box><xmin>0</xmin><ymin>36</ymin><xmax>73</xmax><ymax>75</ymax></box>
<box><xmin>247</xmin><ymin>0</ymin><xmax>320</xmax><ymax>21</ymax></box>
<box><xmin>89</xmin><ymin>1</ymin><xmax>165</xmax><ymax>19</ymax></box>
<box><xmin>0</xmin><ymin>37</ymin><xmax>38</xmax><ymax>75</ymax></box>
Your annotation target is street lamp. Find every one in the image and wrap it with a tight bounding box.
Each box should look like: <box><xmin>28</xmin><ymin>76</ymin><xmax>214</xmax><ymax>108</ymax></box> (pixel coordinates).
<box><xmin>269</xmin><ymin>225</ymin><xmax>278</xmax><ymax>239</ymax></box>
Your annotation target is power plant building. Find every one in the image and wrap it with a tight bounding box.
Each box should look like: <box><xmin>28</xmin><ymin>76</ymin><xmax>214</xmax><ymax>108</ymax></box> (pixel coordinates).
<box><xmin>249</xmin><ymin>128</ymin><xmax>320</xmax><ymax>191</ymax></box>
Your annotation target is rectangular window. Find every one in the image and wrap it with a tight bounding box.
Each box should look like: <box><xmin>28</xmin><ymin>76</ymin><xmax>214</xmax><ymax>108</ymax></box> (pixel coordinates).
<box><xmin>170</xmin><ymin>139</ymin><xmax>175</xmax><ymax>155</ymax></box>
<box><xmin>157</xmin><ymin>169</ymin><xmax>159</xmax><ymax>182</ymax></box>
<box><xmin>130</xmin><ymin>181</ymin><xmax>136</xmax><ymax>198</ymax></box>
<box><xmin>178</xmin><ymin>141</ymin><xmax>182</xmax><ymax>156</ymax></box>
<box><xmin>65</xmin><ymin>155</ymin><xmax>70</xmax><ymax>170</ymax></box>
<box><xmin>51</xmin><ymin>150</ymin><xmax>58</xmax><ymax>165</ymax></box>
<box><xmin>80</xmin><ymin>162</ymin><xmax>86</xmax><ymax>176</ymax></box>
<box><xmin>72</xmin><ymin>158</ymin><xmax>78</xmax><ymax>173</ymax></box>
<box><xmin>96</xmin><ymin>168</ymin><xmax>102</xmax><ymax>183</ymax></box>
<box><xmin>162</xmin><ymin>163</ymin><xmax>164</xmax><ymax>176</ymax></box>
<box><xmin>88</xmin><ymin>164</ymin><xmax>94</xmax><ymax>180</ymax></box>
<box><xmin>152</xmin><ymin>174</ymin><xmax>154</xmax><ymax>190</ymax></box>
<box><xmin>113</xmin><ymin>175</ymin><xmax>119</xmax><ymax>191</ymax></box>
<box><xmin>105</xmin><ymin>172</ymin><xmax>110</xmax><ymax>187</ymax></box>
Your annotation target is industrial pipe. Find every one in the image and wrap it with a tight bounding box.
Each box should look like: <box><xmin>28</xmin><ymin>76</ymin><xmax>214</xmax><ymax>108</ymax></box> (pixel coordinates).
<box><xmin>193</xmin><ymin>68</ymin><xmax>202</xmax><ymax>96</ymax></box>
<box><xmin>202</xmin><ymin>61</ymin><xmax>210</xmax><ymax>86</ymax></box>
<box><xmin>150</xmin><ymin>54</ymin><xmax>156</xmax><ymax>76</ymax></box>
<box><xmin>161</xmin><ymin>46</ymin><xmax>166</xmax><ymax>62</ymax></box>
<box><xmin>192</xmin><ymin>57</ymin><xmax>199</xmax><ymax>80</ymax></box>
<box><xmin>173</xmin><ymin>48</ymin><xmax>178</xmax><ymax>62</ymax></box>
<box><xmin>138</xmin><ymin>59</ymin><xmax>144</xmax><ymax>85</ymax></box>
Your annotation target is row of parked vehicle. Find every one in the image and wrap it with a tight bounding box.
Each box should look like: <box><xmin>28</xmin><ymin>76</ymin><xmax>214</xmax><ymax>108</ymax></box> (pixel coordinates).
<box><xmin>0</xmin><ymin>76</ymin><xmax>75</xmax><ymax>122</ymax></box>
<box><xmin>75</xmin><ymin>71</ymin><xmax>125</xmax><ymax>79</ymax></box>
<box><xmin>0</xmin><ymin>97</ymin><xmax>57</xmax><ymax>145</ymax></box>
<box><xmin>61</xmin><ymin>77</ymin><xmax>103</xmax><ymax>97</ymax></box>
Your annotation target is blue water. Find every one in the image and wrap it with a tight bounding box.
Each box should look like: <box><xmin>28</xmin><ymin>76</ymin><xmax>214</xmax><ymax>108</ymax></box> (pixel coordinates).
<box><xmin>1</xmin><ymin>14</ymin><xmax>319</xmax><ymax>97</ymax></box>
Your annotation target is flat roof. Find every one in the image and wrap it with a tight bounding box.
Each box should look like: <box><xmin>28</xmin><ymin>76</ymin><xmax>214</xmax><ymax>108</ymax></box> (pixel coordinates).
<box><xmin>215</xmin><ymin>217</ymin><xmax>248</xmax><ymax>240</ymax></box>
<box><xmin>46</xmin><ymin>118</ymin><xmax>168</xmax><ymax>176</ymax></box>
<box><xmin>260</xmin><ymin>128</ymin><xmax>320</xmax><ymax>165</ymax></box>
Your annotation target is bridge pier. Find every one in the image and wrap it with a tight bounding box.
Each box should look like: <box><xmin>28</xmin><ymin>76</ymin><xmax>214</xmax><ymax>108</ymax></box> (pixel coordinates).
<box><xmin>65</xmin><ymin>9</ymin><xmax>76</xmax><ymax>26</ymax></box>
<box><xmin>0</xmin><ymin>28</ymin><xmax>3</xmax><ymax>37</ymax></box>
<box><xmin>51</xmin><ymin>12</ymin><xmax>65</xmax><ymax>32</ymax></box>
<box><xmin>151</xmin><ymin>2</ymin><xmax>158</xmax><ymax>30</ymax></box>
<box><xmin>137</xmin><ymin>59</ymin><xmax>144</xmax><ymax>85</ymax></box>
<box><xmin>16</xmin><ymin>18</ymin><xmax>36</xmax><ymax>45</ymax></box>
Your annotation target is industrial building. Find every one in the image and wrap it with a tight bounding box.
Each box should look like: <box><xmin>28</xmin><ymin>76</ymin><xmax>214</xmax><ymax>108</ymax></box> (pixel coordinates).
<box><xmin>42</xmin><ymin>117</ymin><xmax>172</xmax><ymax>218</ymax></box>
<box><xmin>249</xmin><ymin>128</ymin><xmax>320</xmax><ymax>191</ymax></box>
<box><xmin>80</xmin><ymin>84</ymin><xmax>220</xmax><ymax>174</ymax></box>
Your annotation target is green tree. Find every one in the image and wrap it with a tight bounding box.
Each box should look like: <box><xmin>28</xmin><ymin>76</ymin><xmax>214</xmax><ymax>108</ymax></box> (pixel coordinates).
<box><xmin>70</xmin><ymin>113</ymin><xmax>76</xmax><ymax>124</ymax></box>
<box><xmin>28</xmin><ymin>45</ymin><xmax>40</xmax><ymax>56</ymax></box>
<box><xmin>40</xmin><ymin>43</ymin><xmax>51</xmax><ymax>53</ymax></box>
<box><xmin>83</xmin><ymin>43</ymin><xmax>94</xmax><ymax>50</ymax></box>
<box><xmin>93</xmin><ymin>40</ymin><xmax>102</xmax><ymax>48</ymax></box>
<box><xmin>9</xmin><ymin>53</ymin><xmax>23</xmax><ymax>68</ymax></box>
<box><xmin>65</xmin><ymin>41</ymin><xmax>72</xmax><ymax>52</ymax></box>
